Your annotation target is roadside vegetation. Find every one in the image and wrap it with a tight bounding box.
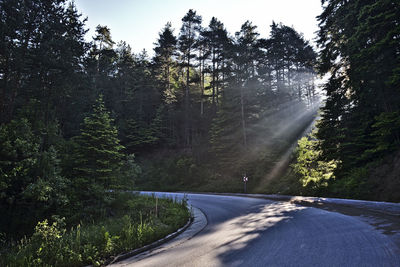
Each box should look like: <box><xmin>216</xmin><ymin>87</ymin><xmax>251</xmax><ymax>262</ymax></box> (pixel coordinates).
<box><xmin>290</xmin><ymin>0</ymin><xmax>400</xmax><ymax>202</ymax></box>
<box><xmin>0</xmin><ymin>193</ymin><xmax>190</xmax><ymax>267</ymax></box>
<box><xmin>0</xmin><ymin>92</ymin><xmax>190</xmax><ymax>266</ymax></box>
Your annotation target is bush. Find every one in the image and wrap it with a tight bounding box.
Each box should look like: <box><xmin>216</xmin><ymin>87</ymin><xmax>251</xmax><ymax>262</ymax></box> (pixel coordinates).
<box><xmin>0</xmin><ymin>193</ymin><xmax>190</xmax><ymax>267</ymax></box>
<box><xmin>293</xmin><ymin>135</ymin><xmax>337</xmax><ymax>192</ymax></box>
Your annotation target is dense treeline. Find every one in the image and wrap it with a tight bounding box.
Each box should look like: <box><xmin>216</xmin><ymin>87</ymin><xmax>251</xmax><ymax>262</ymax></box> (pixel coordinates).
<box><xmin>2</xmin><ymin>0</ymin><xmax>397</xmax><ymax>247</ymax></box>
<box><xmin>294</xmin><ymin>0</ymin><xmax>400</xmax><ymax>201</ymax></box>
<box><xmin>0</xmin><ymin>0</ymin><xmax>319</xmax><ymax>239</ymax></box>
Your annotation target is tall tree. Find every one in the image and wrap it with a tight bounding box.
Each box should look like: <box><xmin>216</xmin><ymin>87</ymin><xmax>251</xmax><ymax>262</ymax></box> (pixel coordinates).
<box><xmin>202</xmin><ymin>17</ymin><xmax>230</xmax><ymax>109</ymax></box>
<box><xmin>178</xmin><ymin>9</ymin><xmax>202</xmax><ymax>147</ymax></box>
<box><xmin>90</xmin><ymin>25</ymin><xmax>117</xmax><ymax>101</ymax></box>
<box><xmin>0</xmin><ymin>0</ymin><xmax>87</xmax><ymax>134</ymax></box>
<box><xmin>316</xmin><ymin>0</ymin><xmax>400</xmax><ymax>185</ymax></box>
<box><xmin>93</xmin><ymin>25</ymin><xmax>115</xmax><ymax>50</ymax></box>
<box><xmin>73</xmin><ymin>95</ymin><xmax>124</xmax><ymax>208</ymax></box>
<box><xmin>266</xmin><ymin>22</ymin><xmax>316</xmax><ymax>103</ymax></box>
<box><xmin>153</xmin><ymin>23</ymin><xmax>180</xmax><ymax>142</ymax></box>
<box><xmin>234</xmin><ymin>21</ymin><xmax>260</xmax><ymax>148</ymax></box>
<box><xmin>154</xmin><ymin>22</ymin><xmax>178</xmax><ymax>102</ymax></box>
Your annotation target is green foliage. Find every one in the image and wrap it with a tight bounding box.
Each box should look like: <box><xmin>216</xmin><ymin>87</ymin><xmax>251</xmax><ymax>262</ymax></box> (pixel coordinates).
<box><xmin>369</xmin><ymin>111</ymin><xmax>400</xmax><ymax>154</ymax></box>
<box><xmin>332</xmin><ymin>167</ymin><xmax>371</xmax><ymax>200</ymax></box>
<box><xmin>24</xmin><ymin>146</ymin><xmax>69</xmax><ymax>208</ymax></box>
<box><xmin>314</xmin><ymin>0</ymin><xmax>400</xmax><ymax>198</ymax></box>
<box><xmin>138</xmin><ymin>155</ymin><xmax>204</xmax><ymax>190</ymax></box>
<box><xmin>0</xmin><ymin>118</ymin><xmax>39</xmax><ymax>199</ymax></box>
<box><xmin>73</xmin><ymin>94</ymin><xmax>125</xmax><ymax>205</ymax></box>
<box><xmin>119</xmin><ymin>154</ymin><xmax>141</xmax><ymax>189</ymax></box>
<box><xmin>293</xmin><ymin>135</ymin><xmax>337</xmax><ymax>190</ymax></box>
<box><xmin>175</xmin><ymin>156</ymin><xmax>199</xmax><ymax>184</ymax></box>
<box><xmin>153</xmin><ymin>22</ymin><xmax>178</xmax><ymax>105</ymax></box>
<box><xmin>209</xmin><ymin>87</ymin><xmax>243</xmax><ymax>170</ymax></box>
<box><xmin>0</xmin><ymin>194</ymin><xmax>190</xmax><ymax>267</ymax></box>
<box><xmin>0</xmin><ymin>119</ymin><xmax>69</xmax><ymax>237</ymax></box>
<box><xmin>124</xmin><ymin>117</ymin><xmax>160</xmax><ymax>152</ymax></box>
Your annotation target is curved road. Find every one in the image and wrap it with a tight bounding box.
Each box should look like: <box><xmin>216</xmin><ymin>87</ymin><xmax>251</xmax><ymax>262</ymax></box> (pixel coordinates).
<box><xmin>112</xmin><ymin>192</ymin><xmax>400</xmax><ymax>267</ymax></box>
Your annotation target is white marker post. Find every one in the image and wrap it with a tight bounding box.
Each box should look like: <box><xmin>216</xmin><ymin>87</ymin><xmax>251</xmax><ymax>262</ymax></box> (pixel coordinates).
<box><xmin>243</xmin><ymin>175</ymin><xmax>248</xmax><ymax>193</ymax></box>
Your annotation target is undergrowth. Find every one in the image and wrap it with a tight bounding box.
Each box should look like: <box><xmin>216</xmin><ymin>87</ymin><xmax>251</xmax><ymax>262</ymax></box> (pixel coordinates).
<box><xmin>0</xmin><ymin>193</ymin><xmax>190</xmax><ymax>267</ymax></box>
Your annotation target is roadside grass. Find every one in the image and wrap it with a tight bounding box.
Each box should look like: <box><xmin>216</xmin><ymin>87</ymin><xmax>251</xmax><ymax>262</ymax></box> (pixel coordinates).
<box><xmin>0</xmin><ymin>193</ymin><xmax>190</xmax><ymax>267</ymax></box>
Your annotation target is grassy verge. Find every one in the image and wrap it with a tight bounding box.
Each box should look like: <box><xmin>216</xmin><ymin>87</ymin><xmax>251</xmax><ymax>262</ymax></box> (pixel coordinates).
<box><xmin>0</xmin><ymin>193</ymin><xmax>190</xmax><ymax>267</ymax></box>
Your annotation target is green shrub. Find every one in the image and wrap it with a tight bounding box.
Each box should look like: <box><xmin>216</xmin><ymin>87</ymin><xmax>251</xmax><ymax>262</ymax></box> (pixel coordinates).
<box><xmin>0</xmin><ymin>193</ymin><xmax>190</xmax><ymax>267</ymax></box>
<box><xmin>293</xmin><ymin>135</ymin><xmax>337</xmax><ymax>191</ymax></box>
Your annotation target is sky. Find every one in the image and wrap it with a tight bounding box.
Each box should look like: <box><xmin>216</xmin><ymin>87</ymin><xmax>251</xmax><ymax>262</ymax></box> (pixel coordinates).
<box><xmin>74</xmin><ymin>0</ymin><xmax>323</xmax><ymax>56</ymax></box>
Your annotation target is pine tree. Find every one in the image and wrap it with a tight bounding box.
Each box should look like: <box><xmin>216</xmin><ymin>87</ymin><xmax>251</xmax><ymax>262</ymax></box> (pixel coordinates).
<box><xmin>234</xmin><ymin>21</ymin><xmax>260</xmax><ymax>149</ymax></box>
<box><xmin>154</xmin><ymin>22</ymin><xmax>178</xmax><ymax>100</ymax></box>
<box><xmin>202</xmin><ymin>17</ymin><xmax>230</xmax><ymax>109</ymax></box>
<box><xmin>178</xmin><ymin>9</ymin><xmax>202</xmax><ymax>147</ymax></box>
<box><xmin>73</xmin><ymin>95</ymin><xmax>124</xmax><ymax>206</ymax></box>
<box><xmin>153</xmin><ymin>24</ymin><xmax>179</xmax><ymax>145</ymax></box>
<box><xmin>312</xmin><ymin>0</ymin><xmax>400</xmax><ymax>197</ymax></box>
<box><xmin>0</xmin><ymin>0</ymin><xmax>87</xmax><ymax>136</ymax></box>
<box><xmin>209</xmin><ymin>85</ymin><xmax>243</xmax><ymax>170</ymax></box>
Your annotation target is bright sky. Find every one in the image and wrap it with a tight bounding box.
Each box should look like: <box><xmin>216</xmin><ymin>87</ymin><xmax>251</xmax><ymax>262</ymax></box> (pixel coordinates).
<box><xmin>74</xmin><ymin>0</ymin><xmax>323</xmax><ymax>56</ymax></box>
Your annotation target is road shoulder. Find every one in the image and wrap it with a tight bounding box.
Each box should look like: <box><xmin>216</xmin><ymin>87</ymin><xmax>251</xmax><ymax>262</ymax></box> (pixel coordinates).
<box><xmin>109</xmin><ymin>206</ymin><xmax>207</xmax><ymax>266</ymax></box>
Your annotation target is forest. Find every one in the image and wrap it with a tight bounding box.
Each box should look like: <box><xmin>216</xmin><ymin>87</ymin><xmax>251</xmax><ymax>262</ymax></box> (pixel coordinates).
<box><xmin>0</xmin><ymin>0</ymin><xmax>399</xmax><ymax>263</ymax></box>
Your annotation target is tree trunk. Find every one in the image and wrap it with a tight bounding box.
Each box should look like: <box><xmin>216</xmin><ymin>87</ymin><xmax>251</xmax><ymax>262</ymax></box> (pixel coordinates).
<box><xmin>0</xmin><ymin>57</ymin><xmax>8</xmax><ymax>123</ymax></box>
<box><xmin>167</xmin><ymin>63</ymin><xmax>170</xmax><ymax>95</ymax></box>
<box><xmin>200</xmin><ymin>49</ymin><xmax>204</xmax><ymax>116</ymax></box>
<box><xmin>185</xmin><ymin>51</ymin><xmax>191</xmax><ymax>147</ymax></box>
<box><xmin>240</xmin><ymin>85</ymin><xmax>247</xmax><ymax>149</ymax></box>
<box><xmin>216</xmin><ymin>53</ymin><xmax>220</xmax><ymax>107</ymax></box>
<box><xmin>212</xmin><ymin>48</ymin><xmax>216</xmax><ymax>107</ymax></box>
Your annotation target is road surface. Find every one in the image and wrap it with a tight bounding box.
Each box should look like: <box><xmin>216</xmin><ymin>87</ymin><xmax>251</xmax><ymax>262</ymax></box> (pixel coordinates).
<box><xmin>111</xmin><ymin>192</ymin><xmax>400</xmax><ymax>267</ymax></box>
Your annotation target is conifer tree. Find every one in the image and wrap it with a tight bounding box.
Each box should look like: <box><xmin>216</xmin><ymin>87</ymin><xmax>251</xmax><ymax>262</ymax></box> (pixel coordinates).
<box><xmin>153</xmin><ymin>24</ymin><xmax>179</xmax><ymax>144</ymax></box>
<box><xmin>154</xmin><ymin>22</ymin><xmax>178</xmax><ymax>100</ymax></box>
<box><xmin>202</xmin><ymin>17</ymin><xmax>230</xmax><ymax>109</ymax></box>
<box><xmin>234</xmin><ymin>21</ymin><xmax>260</xmax><ymax>148</ymax></box>
<box><xmin>73</xmin><ymin>94</ymin><xmax>124</xmax><ymax>206</ymax></box>
<box><xmin>209</xmin><ymin>85</ymin><xmax>243</xmax><ymax>169</ymax></box>
<box><xmin>178</xmin><ymin>9</ymin><xmax>202</xmax><ymax>147</ymax></box>
<box><xmin>303</xmin><ymin>0</ymin><xmax>400</xmax><ymax>198</ymax></box>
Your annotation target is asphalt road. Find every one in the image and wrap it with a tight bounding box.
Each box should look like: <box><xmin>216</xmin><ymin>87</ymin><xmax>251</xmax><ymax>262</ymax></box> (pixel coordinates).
<box><xmin>111</xmin><ymin>192</ymin><xmax>400</xmax><ymax>267</ymax></box>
